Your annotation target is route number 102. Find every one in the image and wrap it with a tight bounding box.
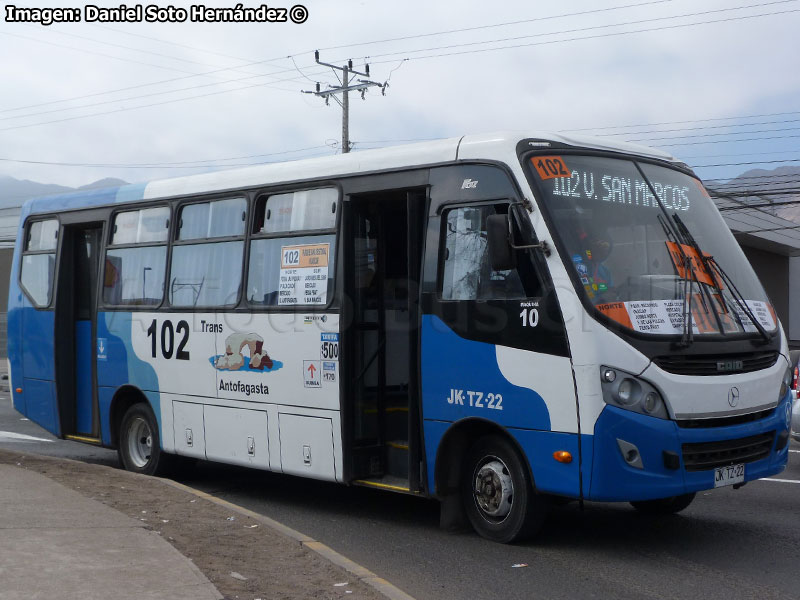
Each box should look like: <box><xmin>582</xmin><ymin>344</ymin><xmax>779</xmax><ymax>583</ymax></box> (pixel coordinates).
<box><xmin>146</xmin><ymin>319</ymin><xmax>190</xmax><ymax>360</ymax></box>
<box><xmin>520</xmin><ymin>308</ymin><xmax>539</xmax><ymax>328</ymax></box>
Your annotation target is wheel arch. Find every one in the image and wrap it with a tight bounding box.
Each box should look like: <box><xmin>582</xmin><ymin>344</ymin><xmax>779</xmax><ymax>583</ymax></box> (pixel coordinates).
<box><xmin>108</xmin><ymin>385</ymin><xmax>152</xmax><ymax>449</ymax></box>
<box><xmin>433</xmin><ymin>417</ymin><xmax>536</xmax><ymax>531</ymax></box>
<box><xmin>434</xmin><ymin>417</ymin><xmax>535</xmax><ymax>497</ymax></box>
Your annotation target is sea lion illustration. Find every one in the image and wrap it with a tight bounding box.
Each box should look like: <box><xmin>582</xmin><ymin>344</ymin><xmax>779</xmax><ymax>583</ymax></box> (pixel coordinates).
<box><xmin>215</xmin><ymin>332</ymin><xmax>273</xmax><ymax>371</ymax></box>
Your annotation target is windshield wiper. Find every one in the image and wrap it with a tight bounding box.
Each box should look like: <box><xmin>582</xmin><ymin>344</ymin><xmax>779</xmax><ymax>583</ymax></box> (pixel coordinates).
<box><xmin>704</xmin><ymin>254</ymin><xmax>771</xmax><ymax>343</ymax></box>
<box><xmin>657</xmin><ymin>213</ymin><xmax>694</xmax><ymax>347</ymax></box>
<box><xmin>670</xmin><ymin>213</ymin><xmax>728</xmax><ymax>335</ymax></box>
<box><xmin>672</xmin><ymin>213</ymin><xmax>770</xmax><ymax>343</ymax></box>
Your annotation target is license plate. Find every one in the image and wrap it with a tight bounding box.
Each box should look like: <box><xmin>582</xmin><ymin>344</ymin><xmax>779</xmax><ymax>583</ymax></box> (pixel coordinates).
<box><xmin>714</xmin><ymin>463</ymin><xmax>745</xmax><ymax>488</ymax></box>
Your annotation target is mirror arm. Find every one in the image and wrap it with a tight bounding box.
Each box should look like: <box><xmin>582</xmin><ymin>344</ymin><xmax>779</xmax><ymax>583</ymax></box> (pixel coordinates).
<box><xmin>510</xmin><ymin>240</ymin><xmax>550</xmax><ymax>256</ymax></box>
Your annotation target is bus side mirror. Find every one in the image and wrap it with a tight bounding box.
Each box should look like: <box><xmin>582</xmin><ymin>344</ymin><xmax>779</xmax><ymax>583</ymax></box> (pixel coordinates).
<box><xmin>487</xmin><ymin>214</ymin><xmax>515</xmax><ymax>271</ymax></box>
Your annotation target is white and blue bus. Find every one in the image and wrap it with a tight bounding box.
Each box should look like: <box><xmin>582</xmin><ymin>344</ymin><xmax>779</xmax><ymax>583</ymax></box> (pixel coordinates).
<box><xmin>8</xmin><ymin>133</ymin><xmax>792</xmax><ymax>542</ymax></box>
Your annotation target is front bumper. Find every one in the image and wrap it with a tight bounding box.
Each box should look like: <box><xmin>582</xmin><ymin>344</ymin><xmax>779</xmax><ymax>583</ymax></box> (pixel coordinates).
<box><xmin>588</xmin><ymin>394</ymin><xmax>791</xmax><ymax>502</ymax></box>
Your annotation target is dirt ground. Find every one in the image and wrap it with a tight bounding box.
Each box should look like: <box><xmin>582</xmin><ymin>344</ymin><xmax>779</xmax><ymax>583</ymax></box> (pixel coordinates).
<box><xmin>0</xmin><ymin>449</ymin><xmax>385</xmax><ymax>600</ymax></box>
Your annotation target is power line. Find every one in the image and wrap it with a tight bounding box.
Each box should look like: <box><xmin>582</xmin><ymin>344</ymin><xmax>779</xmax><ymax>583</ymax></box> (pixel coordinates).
<box><xmin>626</xmin><ymin>125</ymin><xmax>800</xmax><ymax>143</ymax></box>
<box><xmin>566</xmin><ymin>110</ymin><xmax>800</xmax><ymax>134</ymax></box>
<box><xmin>691</xmin><ymin>158</ymin><xmax>800</xmax><ymax>168</ymax></box>
<box><xmin>0</xmin><ymin>70</ymin><xmax>321</xmax><ymax>132</ymax></box>
<box><xmin>0</xmin><ymin>29</ymin><xmax>207</xmax><ymax>76</ymax></box>
<box><xmin>357</xmin><ymin>1</ymin><xmax>795</xmax><ymax>63</ymax></box>
<box><xmin>603</xmin><ymin>117</ymin><xmax>800</xmax><ymax>137</ymax></box>
<box><xmin>0</xmin><ymin>145</ymin><xmax>334</xmax><ymax>169</ymax></box>
<box><xmin>318</xmin><ymin>0</ymin><xmax>680</xmax><ymax>52</ymax></box>
<box><xmin>0</xmin><ymin>65</ymin><xmax>327</xmax><ymax>124</ymax></box>
<box><xmin>0</xmin><ymin>1</ymin><xmax>679</xmax><ymax>115</ymax></box>
<box><xmin>3</xmin><ymin>2</ymin><xmax>793</xmax><ymax>130</ymax></box>
<box><xmin>366</xmin><ymin>6</ymin><xmax>800</xmax><ymax>65</ymax></box>
<box><xmin>660</xmin><ymin>133</ymin><xmax>800</xmax><ymax>148</ymax></box>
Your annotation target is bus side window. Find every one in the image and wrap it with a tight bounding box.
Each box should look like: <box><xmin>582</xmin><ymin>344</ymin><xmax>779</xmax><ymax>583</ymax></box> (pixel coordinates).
<box><xmin>20</xmin><ymin>218</ymin><xmax>59</xmax><ymax>307</ymax></box>
<box><xmin>247</xmin><ymin>188</ymin><xmax>338</xmax><ymax>307</ymax></box>
<box><xmin>440</xmin><ymin>204</ymin><xmax>542</xmax><ymax>301</ymax></box>
<box><xmin>103</xmin><ymin>207</ymin><xmax>169</xmax><ymax>306</ymax></box>
<box><xmin>170</xmin><ymin>198</ymin><xmax>247</xmax><ymax>308</ymax></box>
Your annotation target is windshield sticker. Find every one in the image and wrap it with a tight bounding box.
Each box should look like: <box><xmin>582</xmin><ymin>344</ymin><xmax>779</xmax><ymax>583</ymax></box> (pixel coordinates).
<box><xmin>731</xmin><ymin>300</ymin><xmax>777</xmax><ymax>332</ymax></box>
<box><xmin>532</xmin><ymin>156</ymin><xmax>571</xmax><ymax>180</ymax></box>
<box><xmin>597</xmin><ymin>297</ymin><xmax>765</xmax><ymax>335</ymax></box>
<box><xmin>278</xmin><ymin>242</ymin><xmax>329</xmax><ymax>306</ymax></box>
<box><xmin>665</xmin><ymin>242</ymin><xmax>722</xmax><ymax>288</ymax></box>
<box><xmin>596</xmin><ymin>302</ymin><xmax>634</xmax><ymax>329</ymax></box>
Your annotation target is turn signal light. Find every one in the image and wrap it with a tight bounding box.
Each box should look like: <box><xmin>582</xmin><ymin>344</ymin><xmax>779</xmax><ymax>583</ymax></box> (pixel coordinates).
<box><xmin>15</xmin><ymin>388</ymin><xmax>22</xmax><ymax>394</ymax></box>
<box><xmin>553</xmin><ymin>451</ymin><xmax>573</xmax><ymax>463</ymax></box>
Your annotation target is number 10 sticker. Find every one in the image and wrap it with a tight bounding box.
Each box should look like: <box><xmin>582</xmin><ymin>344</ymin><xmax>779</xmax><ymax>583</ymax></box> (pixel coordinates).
<box><xmin>531</xmin><ymin>156</ymin><xmax>571</xmax><ymax>180</ymax></box>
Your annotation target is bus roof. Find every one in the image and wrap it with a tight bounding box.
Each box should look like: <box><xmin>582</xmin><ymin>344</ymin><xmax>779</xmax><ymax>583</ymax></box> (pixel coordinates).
<box><xmin>24</xmin><ymin>131</ymin><xmax>679</xmax><ymax>215</ymax></box>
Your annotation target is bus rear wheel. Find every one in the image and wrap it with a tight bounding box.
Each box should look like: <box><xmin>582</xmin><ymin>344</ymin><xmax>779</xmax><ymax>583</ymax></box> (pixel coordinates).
<box><xmin>118</xmin><ymin>402</ymin><xmax>173</xmax><ymax>476</ymax></box>
<box><xmin>462</xmin><ymin>435</ymin><xmax>547</xmax><ymax>543</ymax></box>
<box><xmin>630</xmin><ymin>493</ymin><xmax>696</xmax><ymax>515</ymax></box>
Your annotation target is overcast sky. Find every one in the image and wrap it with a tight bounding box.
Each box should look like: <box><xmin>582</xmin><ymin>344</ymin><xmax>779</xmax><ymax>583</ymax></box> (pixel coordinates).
<box><xmin>0</xmin><ymin>0</ymin><xmax>797</xmax><ymax>188</ymax></box>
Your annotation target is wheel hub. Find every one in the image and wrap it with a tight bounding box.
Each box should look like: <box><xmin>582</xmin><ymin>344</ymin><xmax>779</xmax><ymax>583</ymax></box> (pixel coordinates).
<box><xmin>127</xmin><ymin>417</ymin><xmax>153</xmax><ymax>469</ymax></box>
<box><xmin>473</xmin><ymin>459</ymin><xmax>513</xmax><ymax>519</ymax></box>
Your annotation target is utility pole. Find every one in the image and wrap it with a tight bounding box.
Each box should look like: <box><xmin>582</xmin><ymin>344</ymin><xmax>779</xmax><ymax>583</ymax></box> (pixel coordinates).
<box><xmin>303</xmin><ymin>52</ymin><xmax>386</xmax><ymax>153</ymax></box>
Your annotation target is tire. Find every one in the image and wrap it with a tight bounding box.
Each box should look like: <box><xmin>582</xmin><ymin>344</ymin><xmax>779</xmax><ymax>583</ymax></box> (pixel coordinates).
<box><xmin>461</xmin><ymin>435</ymin><xmax>548</xmax><ymax>543</ymax></box>
<box><xmin>118</xmin><ymin>402</ymin><xmax>174</xmax><ymax>476</ymax></box>
<box><xmin>630</xmin><ymin>492</ymin><xmax>696</xmax><ymax>515</ymax></box>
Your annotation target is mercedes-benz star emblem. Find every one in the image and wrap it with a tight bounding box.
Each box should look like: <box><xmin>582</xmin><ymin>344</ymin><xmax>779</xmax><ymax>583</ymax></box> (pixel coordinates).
<box><xmin>728</xmin><ymin>387</ymin><xmax>740</xmax><ymax>408</ymax></box>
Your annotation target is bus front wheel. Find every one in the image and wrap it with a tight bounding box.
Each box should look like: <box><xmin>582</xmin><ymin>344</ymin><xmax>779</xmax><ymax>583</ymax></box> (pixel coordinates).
<box><xmin>118</xmin><ymin>403</ymin><xmax>172</xmax><ymax>476</ymax></box>
<box><xmin>462</xmin><ymin>435</ymin><xmax>547</xmax><ymax>543</ymax></box>
<box><xmin>630</xmin><ymin>493</ymin><xmax>696</xmax><ymax>515</ymax></box>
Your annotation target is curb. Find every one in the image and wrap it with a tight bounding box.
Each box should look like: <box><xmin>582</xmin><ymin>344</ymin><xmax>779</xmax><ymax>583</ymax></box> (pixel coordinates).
<box><xmin>162</xmin><ymin>479</ymin><xmax>417</xmax><ymax>600</ymax></box>
<box><xmin>0</xmin><ymin>449</ymin><xmax>416</xmax><ymax>600</ymax></box>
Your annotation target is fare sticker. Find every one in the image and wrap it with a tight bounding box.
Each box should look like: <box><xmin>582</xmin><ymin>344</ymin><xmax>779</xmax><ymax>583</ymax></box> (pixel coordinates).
<box><xmin>278</xmin><ymin>243</ymin><xmax>330</xmax><ymax>306</ymax></box>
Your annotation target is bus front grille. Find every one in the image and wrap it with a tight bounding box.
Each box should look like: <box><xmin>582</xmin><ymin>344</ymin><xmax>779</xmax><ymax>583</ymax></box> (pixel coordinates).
<box><xmin>681</xmin><ymin>432</ymin><xmax>775</xmax><ymax>471</ymax></box>
<box><xmin>676</xmin><ymin>408</ymin><xmax>775</xmax><ymax>429</ymax></box>
<box><xmin>654</xmin><ymin>351</ymin><xmax>779</xmax><ymax>376</ymax></box>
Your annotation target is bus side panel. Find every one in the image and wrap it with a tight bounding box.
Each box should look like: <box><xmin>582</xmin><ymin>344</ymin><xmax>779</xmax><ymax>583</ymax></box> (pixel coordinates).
<box><xmin>18</xmin><ymin>307</ymin><xmax>58</xmax><ymax>434</ymax></box>
<box><xmin>21</xmin><ymin>306</ymin><xmax>55</xmax><ymax>381</ymax></box>
<box><xmin>97</xmin><ymin>311</ymin><xmax>163</xmax><ymax>435</ymax></box>
<box><xmin>21</xmin><ymin>378</ymin><xmax>58</xmax><ymax>435</ymax></box>
<box><xmin>424</xmin><ymin>420</ymin><xmax>593</xmax><ymax>498</ymax></box>
<box><xmin>421</xmin><ymin>314</ymin><xmax>585</xmax><ymax>497</ymax></box>
<box><xmin>420</xmin><ymin>315</ymin><xmax>551</xmax><ymax>429</ymax></box>
<box><xmin>8</xmin><ymin>204</ymin><xmax>29</xmax><ymax>416</ymax></box>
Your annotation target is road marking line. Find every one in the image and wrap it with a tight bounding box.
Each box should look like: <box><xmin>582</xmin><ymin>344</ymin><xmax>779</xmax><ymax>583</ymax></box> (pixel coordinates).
<box><xmin>760</xmin><ymin>478</ymin><xmax>800</xmax><ymax>484</ymax></box>
<box><xmin>0</xmin><ymin>431</ymin><xmax>53</xmax><ymax>443</ymax></box>
<box><xmin>789</xmin><ymin>450</ymin><xmax>800</xmax><ymax>453</ymax></box>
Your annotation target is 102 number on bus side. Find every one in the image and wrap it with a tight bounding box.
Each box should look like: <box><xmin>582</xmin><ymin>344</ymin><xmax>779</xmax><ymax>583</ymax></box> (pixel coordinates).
<box><xmin>446</xmin><ymin>389</ymin><xmax>503</xmax><ymax>410</ymax></box>
<box><xmin>146</xmin><ymin>318</ymin><xmax>190</xmax><ymax>360</ymax></box>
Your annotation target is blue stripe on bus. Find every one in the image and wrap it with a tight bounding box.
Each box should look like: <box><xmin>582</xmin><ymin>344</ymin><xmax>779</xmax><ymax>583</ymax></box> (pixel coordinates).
<box><xmin>420</xmin><ymin>314</ymin><xmax>550</xmax><ymax>430</ymax></box>
<box><xmin>97</xmin><ymin>311</ymin><xmax>162</xmax><ymax>442</ymax></box>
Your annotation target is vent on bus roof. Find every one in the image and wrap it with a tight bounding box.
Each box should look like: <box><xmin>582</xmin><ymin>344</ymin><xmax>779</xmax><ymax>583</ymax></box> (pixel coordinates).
<box><xmin>681</xmin><ymin>431</ymin><xmax>775</xmax><ymax>471</ymax></box>
<box><xmin>653</xmin><ymin>351</ymin><xmax>779</xmax><ymax>376</ymax></box>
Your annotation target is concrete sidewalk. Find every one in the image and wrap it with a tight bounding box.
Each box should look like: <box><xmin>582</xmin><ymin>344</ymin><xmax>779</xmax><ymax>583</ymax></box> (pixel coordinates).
<box><xmin>0</xmin><ymin>464</ymin><xmax>221</xmax><ymax>600</ymax></box>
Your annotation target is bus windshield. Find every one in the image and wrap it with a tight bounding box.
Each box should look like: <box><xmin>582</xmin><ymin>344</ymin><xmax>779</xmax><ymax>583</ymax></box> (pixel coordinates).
<box><xmin>530</xmin><ymin>154</ymin><xmax>777</xmax><ymax>337</ymax></box>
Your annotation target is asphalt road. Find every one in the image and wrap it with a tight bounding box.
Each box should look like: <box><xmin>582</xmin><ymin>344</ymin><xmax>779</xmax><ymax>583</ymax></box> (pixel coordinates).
<box><xmin>2</xmin><ymin>394</ymin><xmax>799</xmax><ymax>600</ymax></box>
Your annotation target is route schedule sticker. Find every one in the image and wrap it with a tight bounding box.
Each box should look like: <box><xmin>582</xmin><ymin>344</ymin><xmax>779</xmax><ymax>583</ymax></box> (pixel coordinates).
<box><xmin>279</xmin><ymin>243</ymin><xmax>330</xmax><ymax>306</ymax></box>
<box><xmin>597</xmin><ymin>299</ymin><xmax>776</xmax><ymax>335</ymax></box>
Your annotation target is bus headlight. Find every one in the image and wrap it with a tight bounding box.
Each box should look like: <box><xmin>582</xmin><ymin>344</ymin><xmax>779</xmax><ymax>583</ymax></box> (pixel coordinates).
<box><xmin>780</xmin><ymin>365</ymin><xmax>792</xmax><ymax>401</ymax></box>
<box><xmin>600</xmin><ymin>366</ymin><xmax>669</xmax><ymax>419</ymax></box>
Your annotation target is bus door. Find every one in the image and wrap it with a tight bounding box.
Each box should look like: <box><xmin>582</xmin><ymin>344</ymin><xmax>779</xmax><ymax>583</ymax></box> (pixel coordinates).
<box><xmin>343</xmin><ymin>188</ymin><xmax>426</xmax><ymax>492</ymax></box>
<box><xmin>54</xmin><ymin>224</ymin><xmax>103</xmax><ymax>441</ymax></box>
